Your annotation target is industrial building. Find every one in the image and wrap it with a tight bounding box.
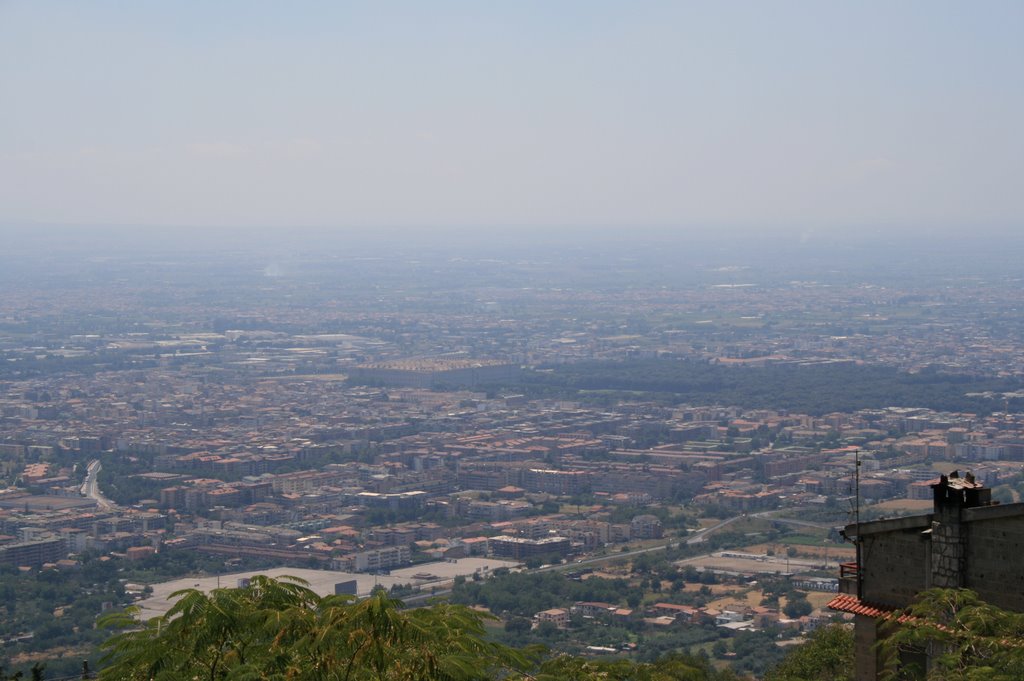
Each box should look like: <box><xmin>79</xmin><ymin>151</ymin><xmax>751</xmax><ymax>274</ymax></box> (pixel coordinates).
<box><xmin>488</xmin><ymin>535</ymin><xmax>571</xmax><ymax>561</ymax></box>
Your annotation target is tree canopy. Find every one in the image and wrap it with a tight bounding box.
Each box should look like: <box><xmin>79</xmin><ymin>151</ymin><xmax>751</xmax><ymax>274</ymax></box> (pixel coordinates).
<box><xmin>878</xmin><ymin>588</ymin><xmax>1024</xmax><ymax>681</ymax></box>
<box><xmin>764</xmin><ymin>625</ymin><xmax>854</xmax><ymax>681</ymax></box>
<box><xmin>99</xmin><ymin>576</ymin><xmax>528</xmax><ymax>681</ymax></box>
<box><xmin>523</xmin><ymin>359</ymin><xmax>1022</xmax><ymax>416</ymax></box>
<box><xmin>97</xmin><ymin>576</ymin><xmax>736</xmax><ymax>681</ymax></box>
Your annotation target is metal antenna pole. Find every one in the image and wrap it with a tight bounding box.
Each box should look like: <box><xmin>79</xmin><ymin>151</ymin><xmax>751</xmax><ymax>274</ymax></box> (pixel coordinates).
<box><xmin>855</xmin><ymin>449</ymin><xmax>862</xmax><ymax>599</ymax></box>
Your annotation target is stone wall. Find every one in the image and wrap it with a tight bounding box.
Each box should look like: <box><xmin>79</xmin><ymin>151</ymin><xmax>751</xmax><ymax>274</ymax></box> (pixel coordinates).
<box><xmin>859</xmin><ymin>515</ymin><xmax>930</xmax><ymax>607</ymax></box>
<box><xmin>930</xmin><ymin>508</ymin><xmax>965</xmax><ymax>589</ymax></box>
<box><xmin>963</xmin><ymin>503</ymin><xmax>1024</xmax><ymax>611</ymax></box>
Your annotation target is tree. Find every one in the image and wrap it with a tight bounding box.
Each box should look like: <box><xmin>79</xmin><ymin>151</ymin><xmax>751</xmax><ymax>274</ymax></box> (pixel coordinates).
<box><xmin>0</xmin><ymin>665</ymin><xmax>44</xmax><ymax>681</ymax></box>
<box><xmin>540</xmin><ymin>500</ymin><xmax>560</xmax><ymax>514</ymax></box>
<box><xmin>517</xmin><ymin>652</ymin><xmax>735</xmax><ymax>681</ymax></box>
<box><xmin>535</xmin><ymin>620</ymin><xmax>560</xmax><ymax>639</ymax></box>
<box><xmin>764</xmin><ymin>625</ymin><xmax>854</xmax><ymax>681</ymax></box>
<box><xmin>877</xmin><ymin>588</ymin><xmax>1024</xmax><ymax>681</ymax></box>
<box><xmin>98</xmin><ymin>575</ymin><xmax>530</xmax><ymax>681</ymax></box>
<box><xmin>783</xmin><ymin>594</ymin><xmax>812</xmax><ymax>619</ymax></box>
<box><xmin>98</xmin><ymin>575</ymin><xmax>756</xmax><ymax>681</ymax></box>
<box><xmin>504</xmin><ymin>617</ymin><xmax>532</xmax><ymax>635</ymax></box>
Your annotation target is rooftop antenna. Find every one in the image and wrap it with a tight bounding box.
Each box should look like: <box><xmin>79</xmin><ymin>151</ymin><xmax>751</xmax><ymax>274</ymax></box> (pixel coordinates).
<box><xmin>855</xmin><ymin>448</ymin><xmax>862</xmax><ymax>599</ymax></box>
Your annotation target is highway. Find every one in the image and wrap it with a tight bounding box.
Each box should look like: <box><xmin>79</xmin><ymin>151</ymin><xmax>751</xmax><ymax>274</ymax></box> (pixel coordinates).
<box><xmin>80</xmin><ymin>459</ymin><xmax>116</xmax><ymax>509</ymax></box>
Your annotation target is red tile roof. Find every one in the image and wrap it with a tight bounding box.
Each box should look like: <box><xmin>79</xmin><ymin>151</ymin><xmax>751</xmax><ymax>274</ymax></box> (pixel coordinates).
<box><xmin>827</xmin><ymin>594</ymin><xmax>912</xmax><ymax>621</ymax></box>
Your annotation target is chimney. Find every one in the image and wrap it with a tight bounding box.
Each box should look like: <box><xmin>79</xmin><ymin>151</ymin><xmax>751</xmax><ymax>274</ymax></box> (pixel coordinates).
<box><xmin>932</xmin><ymin>470</ymin><xmax>991</xmax><ymax>517</ymax></box>
<box><xmin>928</xmin><ymin>471</ymin><xmax>989</xmax><ymax>589</ymax></box>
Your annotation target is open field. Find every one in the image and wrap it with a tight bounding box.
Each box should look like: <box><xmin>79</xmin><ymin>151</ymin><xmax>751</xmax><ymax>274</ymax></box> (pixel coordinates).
<box><xmin>806</xmin><ymin>592</ymin><xmax>836</xmax><ymax>610</ymax></box>
<box><xmin>677</xmin><ymin>583</ymin><xmax>737</xmax><ymax>596</ymax></box>
<box><xmin>706</xmin><ymin>587</ymin><xmax>836</xmax><ymax>615</ymax></box>
<box><xmin>707</xmin><ymin>592</ymin><xmax>759</xmax><ymax>612</ymax></box>
<box><xmin>677</xmin><ymin>551</ymin><xmax>834</xmax><ymax>576</ymax></box>
<box><xmin>776</xmin><ymin>533</ymin><xmax>831</xmax><ymax>546</ymax></box>
<box><xmin>869</xmin><ymin>499</ymin><xmax>933</xmax><ymax>513</ymax></box>
<box><xmin>743</xmin><ymin>542</ymin><xmax>854</xmax><ymax>561</ymax></box>
<box><xmin>929</xmin><ymin>461</ymin><xmax>973</xmax><ymax>474</ymax></box>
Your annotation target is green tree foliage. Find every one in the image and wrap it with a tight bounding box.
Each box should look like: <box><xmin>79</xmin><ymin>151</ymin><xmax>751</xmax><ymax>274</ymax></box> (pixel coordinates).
<box><xmin>450</xmin><ymin>571</ymin><xmax>641</xmax><ymax>618</ymax></box>
<box><xmin>0</xmin><ymin>665</ymin><xmax>44</xmax><ymax>681</ymax></box>
<box><xmin>0</xmin><ymin>557</ymin><xmax>128</xmax><ymax>657</ymax></box>
<box><xmin>783</xmin><ymin>594</ymin><xmax>812</xmax><ymax>619</ymax></box>
<box><xmin>524</xmin><ymin>360</ymin><xmax>1022</xmax><ymax>416</ymax></box>
<box><xmin>504</xmin><ymin>616</ymin><xmax>532</xmax><ymax>636</ymax></box>
<box><xmin>97</xmin><ymin>576</ymin><xmax>748</xmax><ymax>681</ymax></box>
<box><xmin>728</xmin><ymin>630</ymin><xmax>790</xmax><ymax>676</ymax></box>
<box><xmin>99</xmin><ymin>576</ymin><xmax>530</xmax><ymax>681</ymax></box>
<box><xmin>877</xmin><ymin>588</ymin><xmax>1024</xmax><ymax>681</ymax></box>
<box><xmin>764</xmin><ymin>625</ymin><xmax>854</xmax><ymax>681</ymax></box>
<box><xmin>511</xmin><ymin>653</ymin><xmax>737</xmax><ymax>681</ymax></box>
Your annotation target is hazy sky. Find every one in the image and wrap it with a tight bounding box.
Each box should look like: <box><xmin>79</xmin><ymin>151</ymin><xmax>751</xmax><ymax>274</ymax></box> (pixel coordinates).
<box><xmin>1</xmin><ymin>2</ymin><xmax>1022</xmax><ymax>234</ymax></box>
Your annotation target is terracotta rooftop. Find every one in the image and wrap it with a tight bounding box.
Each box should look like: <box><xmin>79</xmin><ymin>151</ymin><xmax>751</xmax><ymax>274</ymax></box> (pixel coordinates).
<box><xmin>827</xmin><ymin>594</ymin><xmax>912</xmax><ymax>622</ymax></box>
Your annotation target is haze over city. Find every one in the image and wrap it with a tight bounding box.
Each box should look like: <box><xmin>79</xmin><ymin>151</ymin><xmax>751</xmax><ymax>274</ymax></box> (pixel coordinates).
<box><xmin>2</xmin><ymin>1</ymin><xmax>1023</xmax><ymax>235</ymax></box>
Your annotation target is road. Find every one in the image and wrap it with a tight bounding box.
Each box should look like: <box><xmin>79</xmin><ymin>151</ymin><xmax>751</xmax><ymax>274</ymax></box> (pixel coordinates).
<box><xmin>763</xmin><ymin>515</ymin><xmax>835</xmax><ymax>531</ymax></box>
<box><xmin>81</xmin><ymin>459</ymin><xmax>116</xmax><ymax>509</ymax></box>
<box><xmin>686</xmin><ymin>515</ymin><xmax>743</xmax><ymax>544</ymax></box>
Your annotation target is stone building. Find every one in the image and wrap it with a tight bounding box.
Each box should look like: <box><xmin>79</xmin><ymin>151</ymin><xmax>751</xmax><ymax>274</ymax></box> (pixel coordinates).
<box><xmin>829</xmin><ymin>471</ymin><xmax>1024</xmax><ymax>680</ymax></box>
<box><xmin>488</xmin><ymin>535</ymin><xmax>571</xmax><ymax>561</ymax></box>
<box><xmin>535</xmin><ymin>607</ymin><xmax>569</xmax><ymax>629</ymax></box>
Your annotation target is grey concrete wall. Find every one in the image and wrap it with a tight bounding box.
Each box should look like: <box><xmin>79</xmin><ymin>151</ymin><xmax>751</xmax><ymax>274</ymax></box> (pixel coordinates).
<box><xmin>861</xmin><ymin>528</ymin><xmax>928</xmax><ymax>607</ymax></box>
<box><xmin>964</xmin><ymin>512</ymin><xmax>1024</xmax><ymax>611</ymax></box>
<box><xmin>854</xmin><ymin>615</ymin><xmax>880</xmax><ymax>681</ymax></box>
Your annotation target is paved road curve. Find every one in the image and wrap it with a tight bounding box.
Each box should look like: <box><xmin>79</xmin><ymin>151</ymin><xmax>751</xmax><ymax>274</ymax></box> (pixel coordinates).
<box><xmin>81</xmin><ymin>459</ymin><xmax>116</xmax><ymax>509</ymax></box>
